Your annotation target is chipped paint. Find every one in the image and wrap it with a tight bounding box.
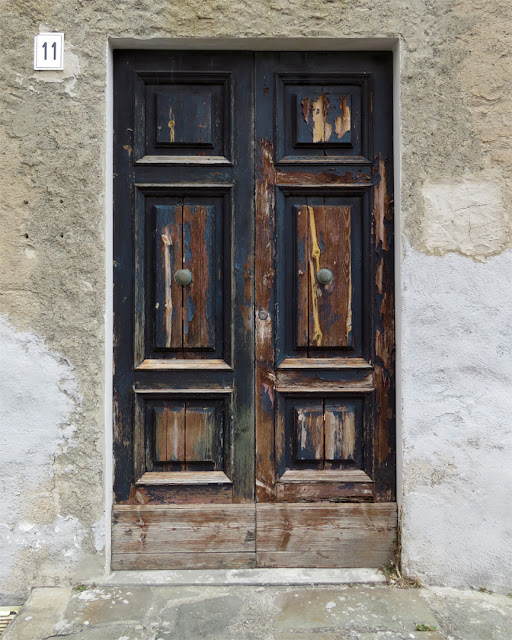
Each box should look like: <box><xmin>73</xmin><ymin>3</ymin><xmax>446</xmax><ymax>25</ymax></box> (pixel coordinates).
<box><xmin>168</xmin><ymin>106</ymin><xmax>175</xmax><ymax>143</ymax></box>
<box><xmin>301</xmin><ymin>96</ymin><xmax>310</xmax><ymax>124</ymax></box>
<box><xmin>308</xmin><ymin>206</ymin><xmax>323</xmax><ymax>346</ymax></box>
<box><xmin>312</xmin><ymin>95</ymin><xmax>332</xmax><ymax>143</ymax></box>
<box><xmin>373</xmin><ymin>157</ymin><xmax>389</xmax><ymax>252</ymax></box>
<box><xmin>334</xmin><ymin>96</ymin><xmax>350</xmax><ymax>139</ymax></box>
<box><xmin>161</xmin><ymin>228</ymin><xmax>174</xmax><ymax>348</ymax></box>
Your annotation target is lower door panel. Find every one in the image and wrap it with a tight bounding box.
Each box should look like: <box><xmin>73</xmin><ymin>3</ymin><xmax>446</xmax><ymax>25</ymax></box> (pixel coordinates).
<box><xmin>111</xmin><ymin>503</ymin><xmax>396</xmax><ymax>570</ymax></box>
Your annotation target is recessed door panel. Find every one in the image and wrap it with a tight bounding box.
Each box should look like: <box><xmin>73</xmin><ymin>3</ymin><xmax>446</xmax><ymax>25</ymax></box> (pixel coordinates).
<box><xmin>134</xmin><ymin>71</ymin><xmax>231</xmax><ymax>164</ymax></box>
<box><xmin>134</xmin><ymin>192</ymin><xmax>227</xmax><ymax>366</ymax></box>
<box><xmin>275</xmin><ymin>72</ymin><xmax>371</xmax><ymax>163</ymax></box>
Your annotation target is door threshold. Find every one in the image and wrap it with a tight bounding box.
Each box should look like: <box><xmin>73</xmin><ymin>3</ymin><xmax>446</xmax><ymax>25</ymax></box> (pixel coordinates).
<box><xmin>88</xmin><ymin>568</ymin><xmax>385</xmax><ymax>587</ymax></box>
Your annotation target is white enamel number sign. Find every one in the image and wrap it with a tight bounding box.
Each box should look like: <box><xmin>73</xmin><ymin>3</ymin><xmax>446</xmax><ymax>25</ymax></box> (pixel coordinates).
<box><xmin>34</xmin><ymin>33</ymin><xmax>64</xmax><ymax>71</ymax></box>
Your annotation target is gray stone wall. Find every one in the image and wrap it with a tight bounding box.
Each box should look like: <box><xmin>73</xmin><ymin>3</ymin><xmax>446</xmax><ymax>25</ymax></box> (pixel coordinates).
<box><xmin>0</xmin><ymin>0</ymin><xmax>511</xmax><ymax>600</ymax></box>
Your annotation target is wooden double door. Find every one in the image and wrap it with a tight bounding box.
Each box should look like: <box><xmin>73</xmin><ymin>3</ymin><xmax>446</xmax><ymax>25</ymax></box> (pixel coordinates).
<box><xmin>112</xmin><ymin>51</ymin><xmax>396</xmax><ymax>570</ymax></box>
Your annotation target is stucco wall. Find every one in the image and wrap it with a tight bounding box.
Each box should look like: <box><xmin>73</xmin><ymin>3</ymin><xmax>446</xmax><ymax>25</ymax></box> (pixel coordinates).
<box><xmin>0</xmin><ymin>0</ymin><xmax>511</xmax><ymax>600</ymax></box>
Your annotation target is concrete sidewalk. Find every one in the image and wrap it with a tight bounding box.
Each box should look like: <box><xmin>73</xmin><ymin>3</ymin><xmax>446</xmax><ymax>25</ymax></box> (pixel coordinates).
<box><xmin>3</xmin><ymin>578</ymin><xmax>511</xmax><ymax>639</ymax></box>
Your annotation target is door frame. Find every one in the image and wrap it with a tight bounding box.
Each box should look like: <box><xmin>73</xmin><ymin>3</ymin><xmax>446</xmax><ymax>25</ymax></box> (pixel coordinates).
<box><xmin>104</xmin><ymin>38</ymin><xmax>402</xmax><ymax>574</ymax></box>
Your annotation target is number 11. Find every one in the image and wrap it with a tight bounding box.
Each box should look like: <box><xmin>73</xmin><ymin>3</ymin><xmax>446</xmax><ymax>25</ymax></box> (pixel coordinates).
<box><xmin>42</xmin><ymin>41</ymin><xmax>57</xmax><ymax>60</ymax></box>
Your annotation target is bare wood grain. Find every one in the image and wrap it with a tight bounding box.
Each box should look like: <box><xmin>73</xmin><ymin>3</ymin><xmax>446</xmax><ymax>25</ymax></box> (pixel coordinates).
<box><xmin>153</xmin><ymin>405</ymin><xmax>185</xmax><ymax>463</ymax></box>
<box><xmin>185</xmin><ymin>405</ymin><xmax>216</xmax><ymax>464</ymax></box>
<box><xmin>256</xmin><ymin>546</ymin><xmax>394</xmax><ymax>568</ymax></box>
<box><xmin>278</xmin><ymin>469</ymin><xmax>371</xmax><ymax>484</ymax></box>
<box><xmin>278</xmin><ymin>358</ymin><xmax>373</xmax><ymax>370</ymax></box>
<box><xmin>295</xmin><ymin>404</ymin><xmax>324</xmax><ymax>461</ymax></box>
<box><xmin>136</xmin><ymin>359</ymin><xmax>232</xmax><ymax>370</ymax></box>
<box><xmin>112</xmin><ymin>504</ymin><xmax>255</xmax><ymax>554</ymax></box>
<box><xmin>275</xmin><ymin>483</ymin><xmax>373</xmax><ymax>502</ymax></box>
<box><xmin>256</xmin><ymin>503</ymin><xmax>396</xmax><ymax>562</ymax></box>
<box><xmin>136</xmin><ymin>471</ymin><xmax>232</xmax><ymax>485</ymax></box>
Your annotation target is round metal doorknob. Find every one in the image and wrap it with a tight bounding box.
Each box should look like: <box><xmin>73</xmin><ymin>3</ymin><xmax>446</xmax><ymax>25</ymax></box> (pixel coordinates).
<box><xmin>174</xmin><ymin>269</ymin><xmax>192</xmax><ymax>286</ymax></box>
<box><xmin>317</xmin><ymin>268</ymin><xmax>334</xmax><ymax>285</ymax></box>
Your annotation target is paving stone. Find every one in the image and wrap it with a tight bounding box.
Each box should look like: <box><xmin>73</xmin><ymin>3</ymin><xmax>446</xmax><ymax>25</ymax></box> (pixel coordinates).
<box><xmin>6</xmin><ymin>583</ymin><xmax>512</xmax><ymax>640</ymax></box>
<box><xmin>158</xmin><ymin>593</ymin><xmax>243</xmax><ymax>639</ymax></box>
<box><xmin>273</xmin><ymin>587</ymin><xmax>440</xmax><ymax>633</ymax></box>
<box><xmin>277</xmin><ymin>632</ymin><xmax>446</xmax><ymax>640</ymax></box>
<box><xmin>277</xmin><ymin>634</ymin><xmax>351</xmax><ymax>639</ymax></box>
<box><xmin>45</xmin><ymin>624</ymin><xmax>152</xmax><ymax>640</ymax></box>
<box><xmin>62</xmin><ymin>587</ymin><xmax>154</xmax><ymax>627</ymax></box>
<box><xmin>420</xmin><ymin>587</ymin><xmax>512</xmax><ymax>640</ymax></box>
<box><xmin>275</xmin><ymin>629</ymin><xmax>445</xmax><ymax>640</ymax></box>
<box><xmin>1</xmin><ymin>587</ymin><xmax>71</xmax><ymax>640</ymax></box>
<box><xmin>357</xmin><ymin>632</ymin><xmax>446</xmax><ymax>640</ymax></box>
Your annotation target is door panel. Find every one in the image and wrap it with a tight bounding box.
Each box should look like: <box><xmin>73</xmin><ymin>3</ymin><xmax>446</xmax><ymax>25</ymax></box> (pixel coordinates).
<box><xmin>113</xmin><ymin>51</ymin><xmax>255</xmax><ymax>570</ymax></box>
<box><xmin>296</xmin><ymin>205</ymin><xmax>353</xmax><ymax>349</ymax></box>
<box><xmin>136</xmin><ymin>192</ymin><xmax>226</xmax><ymax>365</ymax></box>
<box><xmin>254</xmin><ymin>52</ymin><xmax>395</xmax><ymax>563</ymax></box>
<box><xmin>113</xmin><ymin>50</ymin><xmax>395</xmax><ymax>570</ymax></box>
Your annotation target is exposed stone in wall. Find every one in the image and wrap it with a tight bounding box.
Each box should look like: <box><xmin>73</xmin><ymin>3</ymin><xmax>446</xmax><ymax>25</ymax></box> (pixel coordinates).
<box><xmin>0</xmin><ymin>0</ymin><xmax>510</xmax><ymax>597</ymax></box>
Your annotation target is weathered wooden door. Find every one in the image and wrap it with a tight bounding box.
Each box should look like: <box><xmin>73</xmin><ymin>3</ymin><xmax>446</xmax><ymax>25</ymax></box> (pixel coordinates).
<box><xmin>112</xmin><ymin>51</ymin><xmax>396</xmax><ymax>570</ymax></box>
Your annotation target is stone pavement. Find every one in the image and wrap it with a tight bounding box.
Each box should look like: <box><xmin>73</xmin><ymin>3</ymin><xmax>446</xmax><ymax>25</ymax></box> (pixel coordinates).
<box><xmin>3</xmin><ymin>580</ymin><xmax>512</xmax><ymax>640</ymax></box>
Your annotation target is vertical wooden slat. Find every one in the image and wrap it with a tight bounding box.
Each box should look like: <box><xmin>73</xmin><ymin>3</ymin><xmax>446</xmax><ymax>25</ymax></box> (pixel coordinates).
<box><xmin>373</xmin><ymin>155</ymin><xmax>396</xmax><ymax>501</ymax></box>
<box><xmin>185</xmin><ymin>404</ymin><xmax>216</xmax><ymax>465</ymax></box>
<box><xmin>183</xmin><ymin>205</ymin><xmax>215</xmax><ymax>350</ymax></box>
<box><xmin>133</xmin><ymin>394</ymin><xmax>146</xmax><ymax>481</ymax></box>
<box><xmin>325</xmin><ymin>403</ymin><xmax>356</xmax><ymax>461</ymax></box>
<box><xmin>294</xmin><ymin>403</ymin><xmax>324</xmax><ymax>461</ymax></box>
<box><xmin>296</xmin><ymin>205</ymin><xmax>309</xmax><ymax>348</ymax></box>
<box><xmin>255</xmin><ymin>134</ymin><xmax>277</xmax><ymax>501</ymax></box>
<box><xmin>155</xmin><ymin>205</ymin><xmax>183</xmax><ymax>350</ymax></box>
<box><xmin>308</xmin><ymin>205</ymin><xmax>352</xmax><ymax>348</ymax></box>
<box><xmin>333</xmin><ymin>205</ymin><xmax>352</xmax><ymax>346</ymax></box>
<box><xmin>154</xmin><ymin>405</ymin><xmax>185</xmax><ymax>463</ymax></box>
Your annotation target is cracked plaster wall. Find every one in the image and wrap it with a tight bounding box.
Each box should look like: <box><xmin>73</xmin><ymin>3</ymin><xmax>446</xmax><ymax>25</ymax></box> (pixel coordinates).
<box><xmin>0</xmin><ymin>0</ymin><xmax>510</xmax><ymax>599</ymax></box>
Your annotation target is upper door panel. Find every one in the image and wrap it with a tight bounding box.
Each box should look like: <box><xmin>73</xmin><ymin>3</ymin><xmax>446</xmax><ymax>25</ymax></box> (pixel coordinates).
<box><xmin>276</xmin><ymin>72</ymin><xmax>371</xmax><ymax>163</ymax></box>
<box><xmin>134</xmin><ymin>71</ymin><xmax>232</xmax><ymax>165</ymax></box>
